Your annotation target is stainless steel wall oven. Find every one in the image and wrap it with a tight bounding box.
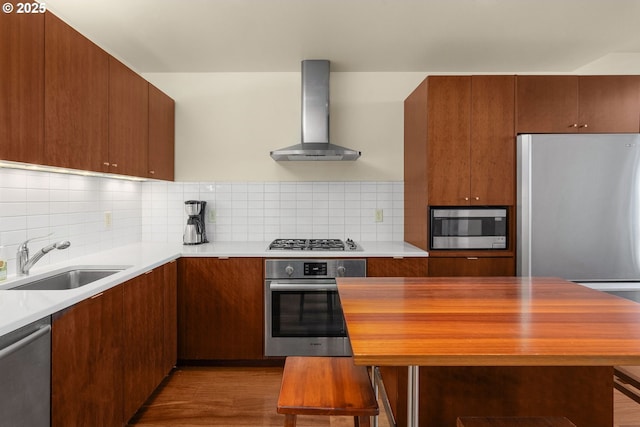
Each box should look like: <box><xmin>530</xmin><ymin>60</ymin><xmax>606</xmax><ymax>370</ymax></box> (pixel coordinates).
<box><xmin>264</xmin><ymin>258</ymin><xmax>366</xmax><ymax>357</ymax></box>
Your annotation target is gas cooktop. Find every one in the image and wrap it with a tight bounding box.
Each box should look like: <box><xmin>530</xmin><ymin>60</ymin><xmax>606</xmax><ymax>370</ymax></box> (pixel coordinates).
<box><xmin>268</xmin><ymin>238</ymin><xmax>360</xmax><ymax>251</ymax></box>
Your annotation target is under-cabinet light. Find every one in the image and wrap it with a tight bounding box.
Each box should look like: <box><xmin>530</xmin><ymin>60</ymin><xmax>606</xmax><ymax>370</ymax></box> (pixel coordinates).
<box><xmin>0</xmin><ymin>160</ymin><xmax>148</xmax><ymax>181</ymax></box>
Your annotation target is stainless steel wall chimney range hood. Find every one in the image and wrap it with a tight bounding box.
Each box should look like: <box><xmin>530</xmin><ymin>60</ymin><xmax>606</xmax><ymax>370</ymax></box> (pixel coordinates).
<box><xmin>270</xmin><ymin>60</ymin><xmax>361</xmax><ymax>161</ymax></box>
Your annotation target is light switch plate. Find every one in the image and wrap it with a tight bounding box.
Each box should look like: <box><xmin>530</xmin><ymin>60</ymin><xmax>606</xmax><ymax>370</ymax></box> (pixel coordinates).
<box><xmin>375</xmin><ymin>208</ymin><xmax>383</xmax><ymax>223</ymax></box>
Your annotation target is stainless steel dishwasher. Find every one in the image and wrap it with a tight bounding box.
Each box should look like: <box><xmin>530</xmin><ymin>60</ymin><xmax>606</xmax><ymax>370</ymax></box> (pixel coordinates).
<box><xmin>0</xmin><ymin>317</ymin><xmax>51</xmax><ymax>427</ymax></box>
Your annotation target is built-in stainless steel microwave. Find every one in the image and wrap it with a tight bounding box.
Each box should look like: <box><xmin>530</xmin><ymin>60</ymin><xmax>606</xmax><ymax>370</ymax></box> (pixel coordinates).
<box><xmin>430</xmin><ymin>207</ymin><xmax>508</xmax><ymax>250</ymax></box>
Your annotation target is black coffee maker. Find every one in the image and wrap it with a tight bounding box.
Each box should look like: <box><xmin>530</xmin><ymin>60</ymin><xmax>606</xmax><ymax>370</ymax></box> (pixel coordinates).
<box><xmin>183</xmin><ymin>200</ymin><xmax>208</xmax><ymax>245</ymax></box>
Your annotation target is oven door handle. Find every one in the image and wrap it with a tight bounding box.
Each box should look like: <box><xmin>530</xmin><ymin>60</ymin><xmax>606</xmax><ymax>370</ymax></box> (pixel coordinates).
<box><xmin>269</xmin><ymin>282</ymin><xmax>338</xmax><ymax>291</ymax></box>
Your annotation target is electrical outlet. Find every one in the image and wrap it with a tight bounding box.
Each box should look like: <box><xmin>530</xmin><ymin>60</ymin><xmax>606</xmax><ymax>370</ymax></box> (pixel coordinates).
<box><xmin>207</xmin><ymin>208</ymin><xmax>216</xmax><ymax>223</ymax></box>
<box><xmin>104</xmin><ymin>211</ymin><xmax>112</xmax><ymax>228</ymax></box>
<box><xmin>375</xmin><ymin>208</ymin><xmax>384</xmax><ymax>223</ymax></box>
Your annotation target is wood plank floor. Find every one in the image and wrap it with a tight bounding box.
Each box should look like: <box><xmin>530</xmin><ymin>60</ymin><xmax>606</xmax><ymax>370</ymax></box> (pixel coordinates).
<box><xmin>129</xmin><ymin>366</ymin><xmax>640</xmax><ymax>427</ymax></box>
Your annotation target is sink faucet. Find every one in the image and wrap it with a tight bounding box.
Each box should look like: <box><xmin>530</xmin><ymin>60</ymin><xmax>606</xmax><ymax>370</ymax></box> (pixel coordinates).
<box><xmin>17</xmin><ymin>236</ymin><xmax>71</xmax><ymax>276</ymax></box>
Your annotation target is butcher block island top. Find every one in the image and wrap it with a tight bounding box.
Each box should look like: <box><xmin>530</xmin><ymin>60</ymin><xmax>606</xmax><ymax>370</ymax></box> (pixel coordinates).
<box><xmin>336</xmin><ymin>276</ymin><xmax>640</xmax><ymax>367</ymax></box>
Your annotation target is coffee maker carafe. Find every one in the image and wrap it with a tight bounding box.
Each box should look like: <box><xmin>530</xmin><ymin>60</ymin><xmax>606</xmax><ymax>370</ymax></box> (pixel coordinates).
<box><xmin>183</xmin><ymin>200</ymin><xmax>208</xmax><ymax>245</ymax></box>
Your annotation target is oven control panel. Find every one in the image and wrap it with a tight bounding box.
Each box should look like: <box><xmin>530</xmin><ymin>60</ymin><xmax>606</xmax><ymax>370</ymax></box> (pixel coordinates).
<box><xmin>304</xmin><ymin>262</ymin><xmax>327</xmax><ymax>276</ymax></box>
<box><xmin>265</xmin><ymin>259</ymin><xmax>366</xmax><ymax>279</ymax></box>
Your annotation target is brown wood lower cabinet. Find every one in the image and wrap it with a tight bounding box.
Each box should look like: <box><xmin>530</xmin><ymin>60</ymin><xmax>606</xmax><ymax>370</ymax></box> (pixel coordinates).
<box><xmin>178</xmin><ymin>257</ymin><xmax>264</xmax><ymax>360</ymax></box>
<box><xmin>163</xmin><ymin>260</ymin><xmax>178</xmax><ymax>373</ymax></box>
<box><xmin>428</xmin><ymin>256</ymin><xmax>514</xmax><ymax>276</ymax></box>
<box><xmin>52</xmin><ymin>286</ymin><xmax>124</xmax><ymax>427</ymax></box>
<box><xmin>367</xmin><ymin>257</ymin><xmax>428</xmax><ymax>277</ymax></box>
<box><xmin>385</xmin><ymin>366</ymin><xmax>612</xmax><ymax>427</ymax></box>
<box><xmin>51</xmin><ymin>261</ymin><xmax>177</xmax><ymax>426</ymax></box>
<box><xmin>123</xmin><ymin>268</ymin><xmax>165</xmax><ymax>421</ymax></box>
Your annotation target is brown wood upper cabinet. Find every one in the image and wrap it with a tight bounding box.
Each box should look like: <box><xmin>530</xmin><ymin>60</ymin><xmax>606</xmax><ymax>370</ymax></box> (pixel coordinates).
<box><xmin>0</xmin><ymin>12</ymin><xmax>44</xmax><ymax>164</ymax></box>
<box><xmin>109</xmin><ymin>57</ymin><xmax>149</xmax><ymax>177</ymax></box>
<box><xmin>426</xmin><ymin>76</ymin><xmax>515</xmax><ymax>206</ymax></box>
<box><xmin>148</xmin><ymin>84</ymin><xmax>176</xmax><ymax>180</ymax></box>
<box><xmin>3</xmin><ymin>11</ymin><xmax>174</xmax><ymax>180</ymax></box>
<box><xmin>44</xmin><ymin>12</ymin><xmax>109</xmax><ymax>172</ymax></box>
<box><xmin>516</xmin><ymin>75</ymin><xmax>640</xmax><ymax>133</ymax></box>
<box><xmin>404</xmin><ymin>75</ymin><xmax>515</xmax><ymax>249</ymax></box>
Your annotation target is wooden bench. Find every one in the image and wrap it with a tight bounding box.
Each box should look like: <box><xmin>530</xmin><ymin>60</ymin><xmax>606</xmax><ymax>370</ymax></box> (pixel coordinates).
<box><xmin>457</xmin><ymin>416</ymin><xmax>576</xmax><ymax>427</ymax></box>
<box><xmin>277</xmin><ymin>356</ymin><xmax>379</xmax><ymax>427</ymax></box>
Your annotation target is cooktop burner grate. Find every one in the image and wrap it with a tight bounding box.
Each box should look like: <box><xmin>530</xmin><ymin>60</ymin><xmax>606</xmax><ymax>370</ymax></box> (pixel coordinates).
<box><xmin>268</xmin><ymin>238</ymin><xmax>359</xmax><ymax>251</ymax></box>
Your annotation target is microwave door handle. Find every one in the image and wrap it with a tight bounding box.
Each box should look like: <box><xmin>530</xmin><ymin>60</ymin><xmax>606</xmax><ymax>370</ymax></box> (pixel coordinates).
<box><xmin>269</xmin><ymin>282</ymin><xmax>338</xmax><ymax>291</ymax></box>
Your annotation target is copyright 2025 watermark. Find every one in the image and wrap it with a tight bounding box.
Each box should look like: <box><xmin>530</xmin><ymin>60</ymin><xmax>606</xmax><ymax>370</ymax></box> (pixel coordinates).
<box><xmin>3</xmin><ymin>2</ymin><xmax>47</xmax><ymax>13</ymax></box>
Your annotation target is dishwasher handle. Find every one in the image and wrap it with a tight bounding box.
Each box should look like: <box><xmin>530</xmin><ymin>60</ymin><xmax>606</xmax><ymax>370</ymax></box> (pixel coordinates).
<box><xmin>0</xmin><ymin>325</ymin><xmax>51</xmax><ymax>360</ymax></box>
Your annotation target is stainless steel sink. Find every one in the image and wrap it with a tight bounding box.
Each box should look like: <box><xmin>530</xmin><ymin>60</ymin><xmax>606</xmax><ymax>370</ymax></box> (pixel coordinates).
<box><xmin>11</xmin><ymin>268</ymin><xmax>126</xmax><ymax>291</ymax></box>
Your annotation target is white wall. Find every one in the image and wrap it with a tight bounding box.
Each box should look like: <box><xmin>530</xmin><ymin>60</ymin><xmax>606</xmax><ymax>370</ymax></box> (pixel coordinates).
<box><xmin>143</xmin><ymin>58</ymin><xmax>640</xmax><ymax>183</ymax></box>
<box><xmin>144</xmin><ymin>72</ymin><xmax>426</xmax><ymax>182</ymax></box>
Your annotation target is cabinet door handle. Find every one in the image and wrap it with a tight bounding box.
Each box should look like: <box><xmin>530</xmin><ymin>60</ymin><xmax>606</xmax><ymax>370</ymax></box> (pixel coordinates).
<box><xmin>474</xmin><ymin>196</ymin><xmax>480</xmax><ymax>201</ymax></box>
<box><xmin>149</xmin><ymin>170</ymin><xmax>155</xmax><ymax>175</ymax></box>
<box><xmin>111</xmin><ymin>163</ymin><xmax>118</xmax><ymax>168</ymax></box>
<box><xmin>570</xmin><ymin>123</ymin><xmax>578</xmax><ymax>128</ymax></box>
<box><xmin>103</xmin><ymin>162</ymin><xmax>110</xmax><ymax>166</ymax></box>
<box><xmin>579</xmin><ymin>124</ymin><xmax>588</xmax><ymax>128</ymax></box>
<box><xmin>464</xmin><ymin>197</ymin><xmax>469</xmax><ymax>201</ymax></box>
<box><xmin>466</xmin><ymin>257</ymin><xmax>479</xmax><ymax>260</ymax></box>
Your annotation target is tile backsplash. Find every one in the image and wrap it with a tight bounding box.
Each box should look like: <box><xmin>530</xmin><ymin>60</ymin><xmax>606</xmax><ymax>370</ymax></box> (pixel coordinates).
<box><xmin>0</xmin><ymin>167</ymin><xmax>404</xmax><ymax>275</ymax></box>
<box><xmin>0</xmin><ymin>168</ymin><xmax>142</xmax><ymax>276</ymax></box>
<box><xmin>141</xmin><ymin>181</ymin><xmax>404</xmax><ymax>243</ymax></box>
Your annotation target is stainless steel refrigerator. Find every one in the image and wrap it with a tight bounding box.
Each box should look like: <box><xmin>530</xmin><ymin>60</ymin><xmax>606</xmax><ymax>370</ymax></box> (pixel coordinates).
<box><xmin>517</xmin><ymin>133</ymin><xmax>640</xmax><ymax>301</ymax></box>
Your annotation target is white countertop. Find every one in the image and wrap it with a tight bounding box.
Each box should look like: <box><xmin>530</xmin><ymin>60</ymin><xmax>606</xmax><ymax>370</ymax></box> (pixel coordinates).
<box><xmin>0</xmin><ymin>240</ymin><xmax>427</xmax><ymax>336</ymax></box>
<box><xmin>182</xmin><ymin>240</ymin><xmax>428</xmax><ymax>258</ymax></box>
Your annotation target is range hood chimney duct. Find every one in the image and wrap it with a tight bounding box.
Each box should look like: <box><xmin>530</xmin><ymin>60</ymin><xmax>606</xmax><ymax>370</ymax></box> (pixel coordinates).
<box><xmin>270</xmin><ymin>60</ymin><xmax>361</xmax><ymax>161</ymax></box>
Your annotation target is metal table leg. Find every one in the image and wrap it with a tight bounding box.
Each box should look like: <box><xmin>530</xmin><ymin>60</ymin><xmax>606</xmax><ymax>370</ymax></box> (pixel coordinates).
<box><xmin>407</xmin><ymin>365</ymin><xmax>419</xmax><ymax>427</ymax></box>
<box><xmin>372</xmin><ymin>366</ymin><xmax>397</xmax><ymax>427</ymax></box>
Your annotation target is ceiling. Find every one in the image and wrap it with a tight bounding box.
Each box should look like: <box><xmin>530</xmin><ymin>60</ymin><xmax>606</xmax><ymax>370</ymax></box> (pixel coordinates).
<box><xmin>45</xmin><ymin>0</ymin><xmax>640</xmax><ymax>73</ymax></box>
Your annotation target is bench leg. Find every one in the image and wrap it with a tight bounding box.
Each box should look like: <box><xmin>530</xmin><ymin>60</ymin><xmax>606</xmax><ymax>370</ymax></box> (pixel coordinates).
<box><xmin>284</xmin><ymin>414</ymin><xmax>296</xmax><ymax>427</ymax></box>
<box><xmin>355</xmin><ymin>415</ymin><xmax>371</xmax><ymax>427</ymax></box>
